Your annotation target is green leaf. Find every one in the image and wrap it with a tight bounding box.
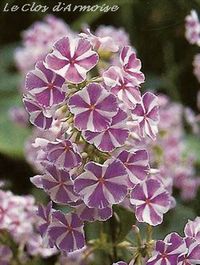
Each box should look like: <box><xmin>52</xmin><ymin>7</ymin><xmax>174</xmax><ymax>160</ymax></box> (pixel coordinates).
<box><xmin>154</xmin><ymin>203</ymin><xmax>196</xmax><ymax>239</ymax></box>
<box><xmin>184</xmin><ymin>134</ymin><xmax>200</xmax><ymax>165</ymax></box>
<box><xmin>113</xmin><ymin>205</ymin><xmax>135</xmax><ymax>243</ymax></box>
<box><xmin>0</xmin><ymin>93</ymin><xmax>30</xmax><ymax>158</ymax></box>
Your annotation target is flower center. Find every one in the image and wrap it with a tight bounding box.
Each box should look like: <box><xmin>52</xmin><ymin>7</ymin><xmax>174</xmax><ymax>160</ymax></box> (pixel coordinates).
<box><xmin>67</xmin><ymin>225</ymin><xmax>73</xmax><ymax>232</ymax></box>
<box><xmin>47</xmin><ymin>83</ymin><xmax>54</xmax><ymax>89</ymax></box>
<box><xmin>145</xmin><ymin>198</ymin><xmax>151</xmax><ymax>205</ymax></box>
<box><xmin>99</xmin><ymin>176</ymin><xmax>105</xmax><ymax>184</ymax></box>
<box><xmin>89</xmin><ymin>104</ymin><xmax>96</xmax><ymax>111</ymax></box>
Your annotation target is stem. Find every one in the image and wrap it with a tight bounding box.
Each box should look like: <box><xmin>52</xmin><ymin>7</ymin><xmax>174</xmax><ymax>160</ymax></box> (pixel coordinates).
<box><xmin>146</xmin><ymin>224</ymin><xmax>153</xmax><ymax>242</ymax></box>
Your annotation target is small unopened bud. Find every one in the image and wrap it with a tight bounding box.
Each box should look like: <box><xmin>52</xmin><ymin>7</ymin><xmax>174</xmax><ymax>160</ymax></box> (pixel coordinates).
<box><xmin>82</xmin><ymin>152</ymin><xmax>88</xmax><ymax>158</ymax></box>
<box><xmin>132</xmin><ymin>225</ymin><xmax>140</xmax><ymax>234</ymax></box>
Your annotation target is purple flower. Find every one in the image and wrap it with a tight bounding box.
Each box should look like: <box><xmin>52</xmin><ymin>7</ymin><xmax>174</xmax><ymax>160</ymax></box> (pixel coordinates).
<box><xmin>48</xmin><ymin>211</ymin><xmax>85</xmax><ymax>253</ymax></box>
<box><xmin>74</xmin><ymin>159</ymin><xmax>128</xmax><ymax>209</ymax></box>
<box><xmin>130</xmin><ymin>178</ymin><xmax>171</xmax><ymax>226</ymax></box>
<box><xmin>83</xmin><ymin>109</ymin><xmax>129</xmax><ymax>152</ymax></box>
<box><xmin>103</xmin><ymin>66</ymin><xmax>141</xmax><ymax>109</ymax></box>
<box><xmin>37</xmin><ymin>201</ymin><xmax>53</xmax><ymax>247</ymax></box>
<box><xmin>147</xmin><ymin>233</ymin><xmax>187</xmax><ymax>265</ymax></box>
<box><xmin>69</xmin><ymin>83</ymin><xmax>118</xmax><ymax>132</ymax></box>
<box><xmin>46</xmin><ymin>37</ymin><xmax>98</xmax><ymax>83</ymax></box>
<box><xmin>178</xmin><ymin>237</ymin><xmax>200</xmax><ymax>265</ymax></box>
<box><xmin>184</xmin><ymin>217</ymin><xmax>200</xmax><ymax>241</ymax></box>
<box><xmin>77</xmin><ymin>203</ymin><xmax>112</xmax><ymax>222</ymax></box>
<box><xmin>46</xmin><ymin>139</ymin><xmax>82</xmax><ymax>169</ymax></box>
<box><xmin>23</xmin><ymin>96</ymin><xmax>53</xmax><ymax>130</ymax></box>
<box><xmin>25</xmin><ymin>61</ymin><xmax>66</xmax><ymax>107</ymax></box>
<box><xmin>41</xmin><ymin>165</ymin><xmax>79</xmax><ymax>204</ymax></box>
<box><xmin>120</xmin><ymin>46</ymin><xmax>145</xmax><ymax>83</ymax></box>
<box><xmin>0</xmin><ymin>246</ymin><xmax>12</xmax><ymax>265</ymax></box>
<box><xmin>131</xmin><ymin>92</ymin><xmax>159</xmax><ymax>140</ymax></box>
<box><xmin>117</xmin><ymin>149</ymin><xmax>150</xmax><ymax>187</ymax></box>
<box><xmin>185</xmin><ymin>10</ymin><xmax>200</xmax><ymax>46</ymax></box>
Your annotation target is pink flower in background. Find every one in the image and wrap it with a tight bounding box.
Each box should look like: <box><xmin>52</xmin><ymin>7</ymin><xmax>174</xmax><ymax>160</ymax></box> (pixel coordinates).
<box><xmin>185</xmin><ymin>10</ymin><xmax>200</xmax><ymax>46</ymax></box>
<box><xmin>74</xmin><ymin>159</ymin><xmax>128</xmax><ymax>209</ymax></box>
<box><xmin>69</xmin><ymin>83</ymin><xmax>118</xmax><ymax>132</ymax></box>
<box><xmin>130</xmin><ymin>178</ymin><xmax>171</xmax><ymax>226</ymax></box>
<box><xmin>48</xmin><ymin>211</ymin><xmax>85</xmax><ymax>253</ymax></box>
<box><xmin>131</xmin><ymin>92</ymin><xmax>159</xmax><ymax>140</ymax></box>
<box><xmin>46</xmin><ymin>37</ymin><xmax>98</xmax><ymax>83</ymax></box>
<box><xmin>83</xmin><ymin>109</ymin><xmax>129</xmax><ymax>152</ymax></box>
<box><xmin>0</xmin><ymin>246</ymin><xmax>12</xmax><ymax>265</ymax></box>
<box><xmin>25</xmin><ymin>61</ymin><xmax>66</xmax><ymax>107</ymax></box>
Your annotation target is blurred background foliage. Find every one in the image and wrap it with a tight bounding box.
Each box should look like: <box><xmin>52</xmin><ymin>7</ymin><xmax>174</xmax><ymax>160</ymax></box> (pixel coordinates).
<box><xmin>0</xmin><ymin>0</ymin><xmax>200</xmax><ymax>241</ymax></box>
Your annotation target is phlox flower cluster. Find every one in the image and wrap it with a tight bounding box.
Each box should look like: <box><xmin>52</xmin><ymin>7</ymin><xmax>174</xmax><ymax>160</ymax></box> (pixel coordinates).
<box><xmin>21</xmin><ymin>14</ymin><xmax>176</xmax><ymax>258</ymax></box>
<box><xmin>0</xmin><ymin>189</ymin><xmax>57</xmax><ymax>264</ymax></box>
<box><xmin>10</xmin><ymin>14</ymin><xmax>200</xmax><ymax>265</ymax></box>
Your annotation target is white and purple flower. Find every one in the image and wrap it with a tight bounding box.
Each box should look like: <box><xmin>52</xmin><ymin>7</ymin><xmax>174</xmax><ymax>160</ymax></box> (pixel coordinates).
<box><xmin>46</xmin><ymin>37</ymin><xmax>99</xmax><ymax>83</ymax></box>
<box><xmin>130</xmin><ymin>178</ymin><xmax>171</xmax><ymax>226</ymax></box>
<box><xmin>48</xmin><ymin>211</ymin><xmax>85</xmax><ymax>253</ymax></box>
<box><xmin>83</xmin><ymin>109</ymin><xmax>129</xmax><ymax>152</ymax></box>
<box><xmin>74</xmin><ymin>159</ymin><xmax>128</xmax><ymax>209</ymax></box>
<box><xmin>69</xmin><ymin>83</ymin><xmax>118</xmax><ymax>132</ymax></box>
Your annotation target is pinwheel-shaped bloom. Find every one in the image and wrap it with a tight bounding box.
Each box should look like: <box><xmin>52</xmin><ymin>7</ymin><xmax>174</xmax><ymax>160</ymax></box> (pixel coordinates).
<box><xmin>184</xmin><ymin>217</ymin><xmax>200</xmax><ymax>241</ymax></box>
<box><xmin>131</xmin><ymin>92</ymin><xmax>159</xmax><ymax>140</ymax></box>
<box><xmin>46</xmin><ymin>139</ymin><xmax>82</xmax><ymax>169</ymax></box>
<box><xmin>69</xmin><ymin>83</ymin><xmax>118</xmax><ymax>132</ymax></box>
<box><xmin>178</xmin><ymin>237</ymin><xmax>200</xmax><ymax>265</ymax></box>
<box><xmin>74</xmin><ymin>159</ymin><xmax>128</xmax><ymax>209</ymax></box>
<box><xmin>23</xmin><ymin>96</ymin><xmax>53</xmax><ymax>130</ymax></box>
<box><xmin>25</xmin><ymin>61</ymin><xmax>66</xmax><ymax>107</ymax></box>
<box><xmin>48</xmin><ymin>211</ymin><xmax>85</xmax><ymax>253</ymax></box>
<box><xmin>77</xmin><ymin>203</ymin><xmax>112</xmax><ymax>222</ymax></box>
<box><xmin>46</xmin><ymin>37</ymin><xmax>99</xmax><ymax>83</ymax></box>
<box><xmin>83</xmin><ymin>109</ymin><xmax>129</xmax><ymax>152</ymax></box>
<box><xmin>42</xmin><ymin>165</ymin><xmax>79</xmax><ymax>204</ymax></box>
<box><xmin>103</xmin><ymin>66</ymin><xmax>141</xmax><ymax>109</ymax></box>
<box><xmin>120</xmin><ymin>46</ymin><xmax>145</xmax><ymax>84</ymax></box>
<box><xmin>37</xmin><ymin>201</ymin><xmax>53</xmax><ymax>247</ymax></box>
<box><xmin>147</xmin><ymin>233</ymin><xmax>187</xmax><ymax>265</ymax></box>
<box><xmin>0</xmin><ymin>246</ymin><xmax>12</xmax><ymax>265</ymax></box>
<box><xmin>117</xmin><ymin>149</ymin><xmax>150</xmax><ymax>187</ymax></box>
<box><xmin>130</xmin><ymin>178</ymin><xmax>171</xmax><ymax>226</ymax></box>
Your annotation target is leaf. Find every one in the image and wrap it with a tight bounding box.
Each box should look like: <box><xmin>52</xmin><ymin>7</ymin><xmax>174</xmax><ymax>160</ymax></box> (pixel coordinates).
<box><xmin>0</xmin><ymin>93</ymin><xmax>31</xmax><ymax>158</ymax></box>
<box><xmin>184</xmin><ymin>134</ymin><xmax>200</xmax><ymax>165</ymax></box>
<box><xmin>153</xmin><ymin>203</ymin><xmax>196</xmax><ymax>239</ymax></box>
<box><xmin>113</xmin><ymin>205</ymin><xmax>135</xmax><ymax>243</ymax></box>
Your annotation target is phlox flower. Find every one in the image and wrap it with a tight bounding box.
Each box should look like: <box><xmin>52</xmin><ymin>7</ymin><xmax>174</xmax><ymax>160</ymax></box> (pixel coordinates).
<box><xmin>147</xmin><ymin>233</ymin><xmax>187</xmax><ymax>265</ymax></box>
<box><xmin>41</xmin><ymin>164</ymin><xmax>79</xmax><ymax>204</ymax></box>
<box><xmin>178</xmin><ymin>237</ymin><xmax>200</xmax><ymax>265</ymax></box>
<box><xmin>74</xmin><ymin>159</ymin><xmax>128</xmax><ymax>209</ymax></box>
<box><xmin>46</xmin><ymin>37</ymin><xmax>98</xmax><ymax>83</ymax></box>
<box><xmin>0</xmin><ymin>246</ymin><xmax>12</xmax><ymax>265</ymax></box>
<box><xmin>48</xmin><ymin>211</ymin><xmax>85</xmax><ymax>253</ymax></box>
<box><xmin>69</xmin><ymin>83</ymin><xmax>118</xmax><ymax>132</ymax></box>
<box><xmin>185</xmin><ymin>10</ymin><xmax>200</xmax><ymax>46</ymax></box>
<box><xmin>131</xmin><ymin>92</ymin><xmax>159</xmax><ymax>140</ymax></box>
<box><xmin>184</xmin><ymin>217</ymin><xmax>200</xmax><ymax>242</ymax></box>
<box><xmin>83</xmin><ymin>108</ymin><xmax>129</xmax><ymax>152</ymax></box>
<box><xmin>25</xmin><ymin>61</ymin><xmax>66</xmax><ymax>107</ymax></box>
<box><xmin>130</xmin><ymin>178</ymin><xmax>171</xmax><ymax>226</ymax></box>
